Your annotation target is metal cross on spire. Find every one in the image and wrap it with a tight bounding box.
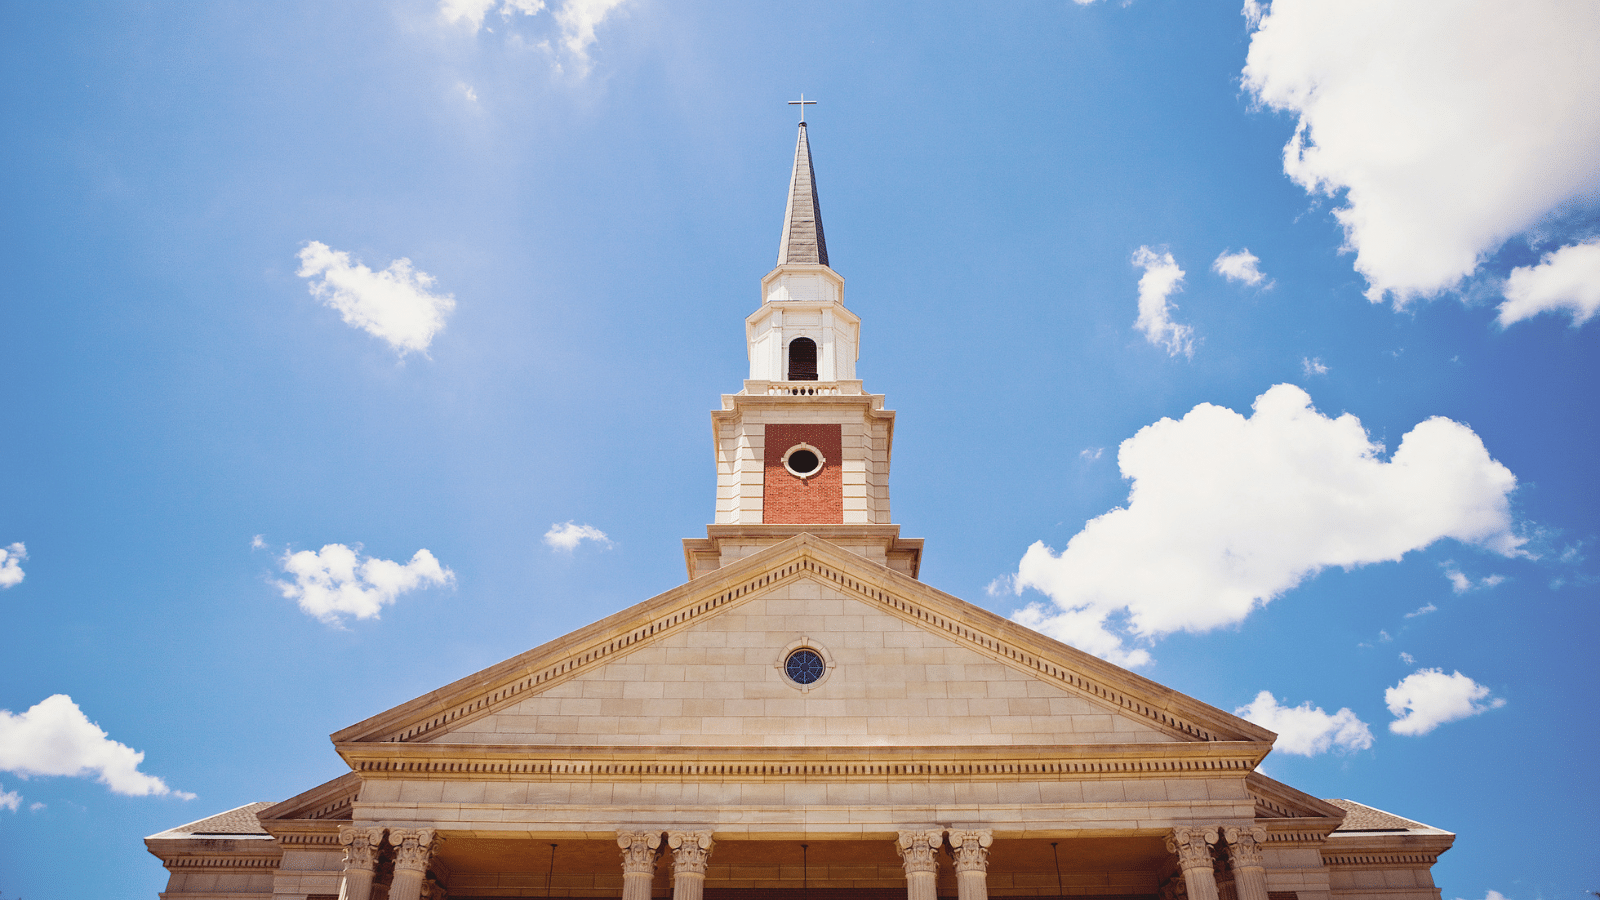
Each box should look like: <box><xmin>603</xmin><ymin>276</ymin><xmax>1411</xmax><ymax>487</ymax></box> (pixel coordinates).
<box><xmin>788</xmin><ymin>94</ymin><xmax>816</xmax><ymax>124</ymax></box>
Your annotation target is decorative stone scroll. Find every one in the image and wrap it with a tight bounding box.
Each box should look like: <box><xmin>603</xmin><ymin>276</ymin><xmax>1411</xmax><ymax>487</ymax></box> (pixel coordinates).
<box><xmin>386</xmin><ymin>829</ymin><xmax>440</xmax><ymax>900</ymax></box>
<box><xmin>896</xmin><ymin>829</ymin><xmax>945</xmax><ymax>900</ymax></box>
<box><xmin>1222</xmin><ymin>826</ymin><xmax>1270</xmax><ymax>900</ymax></box>
<box><xmin>947</xmin><ymin>829</ymin><xmax>993</xmax><ymax>900</ymax></box>
<box><xmin>337</xmin><ymin>826</ymin><xmax>386</xmax><ymax>900</ymax></box>
<box><xmin>618</xmin><ymin>831</ymin><xmax>664</xmax><ymax>900</ymax></box>
<box><xmin>668</xmin><ymin>831</ymin><xmax>716</xmax><ymax>900</ymax></box>
<box><xmin>1166</xmin><ymin>826</ymin><xmax>1221</xmax><ymax>900</ymax></box>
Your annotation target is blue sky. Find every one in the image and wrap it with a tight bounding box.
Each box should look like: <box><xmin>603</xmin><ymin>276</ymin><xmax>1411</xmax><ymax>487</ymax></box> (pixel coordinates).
<box><xmin>2</xmin><ymin>1</ymin><xmax>1597</xmax><ymax>896</ymax></box>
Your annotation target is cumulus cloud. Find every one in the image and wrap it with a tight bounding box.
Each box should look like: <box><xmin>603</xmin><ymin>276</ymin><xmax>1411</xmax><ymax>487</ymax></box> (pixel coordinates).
<box><xmin>1213</xmin><ymin>248</ymin><xmax>1271</xmax><ymax>287</ymax></box>
<box><xmin>0</xmin><ymin>695</ymin><xmax>192</xmax><ymax>798</ymax></box>
<box><xmin>1301</xmin><ymin>357</ymin><xmax>1328</xmax><ymax>377</ymax></box>
<box><xmin>1497</xmin><ymin>239</ymin><xmax>1600</xmax><ymax>327</ymax></box>
<box><xmin>1443</xmin><ymin>564</ymin><xmax>1505</xmax><ymax>594</ymax></box>
<box><xmin>1131</xmin><ymin>247</ymin><xmax>1194</xmax><ymax>357</ymax></box>
<box><xmin>1386</xmin><ymin>668</ymin><xmax>1504</xmax><ymax>735</ymax></box>
<box><xmin>543</xmin><ymin>522</ymin><xmax>612</xmax><ymax>552</ymax></box>
<box><xmin>0</xmin><ymin>542</ymin><xmax>24</xmax><ymax>588</ymax></box>
<box><xmin>277</xmin><ymin>544</ymin><xmax>454</xmax><ymax>624</ymax></box>
<box><xmin>1009</xmin><ymin>384</ymin><xmax>1521</xmax><ymax>666</ymax></box>
<box><xmin>1235</xmin><ymin>691</ymin><xmax>1373</xmax><ymax>756</ymax></box>
<box><xmin>1241</xmin><ymin>0</ymin><xmax>1600</xmax><ymax>305</ymax></box>
<box><xmin>0</xmin><ymin>786</ymin><xmax>19</xmax><ymax>811</ymax></box>
<box><xmin>1399</xmin><ymin>651</ymin><xmax>1416</xmax><ymax>664</ymax></box>
<box><xmin>554</xmin><ymin>0</ymin><xmax>630</xmax><ymax>66</ymax></box>
<box><xmin>296</xmin><ymin>241</ymin><xmax>455</xmax><ymax>356</ymax></box>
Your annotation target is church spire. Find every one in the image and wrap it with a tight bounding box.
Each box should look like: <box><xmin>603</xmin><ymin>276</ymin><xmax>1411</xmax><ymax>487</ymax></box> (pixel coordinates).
<box><xmin>777</xmin><ymin>121</ymin><xmax>829</xmax><ymax>268</ymax></box>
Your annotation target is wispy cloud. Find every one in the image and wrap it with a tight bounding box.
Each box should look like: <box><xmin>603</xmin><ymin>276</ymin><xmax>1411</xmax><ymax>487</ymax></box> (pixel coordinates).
<box><xmin>1301</xmin><ymin>356</ymin><xmax>1329</xmax><ymax>376</ymax></box>
<box><xmin>1242</xmin><ymin>0</ymin><xmax>1600</xmax><ymax>305</ymax></box>
<box><xmin>1079</xmin><ymin>447</ymin><xmax>1103</xmax><ymax>461</ymax></box>
<box><xmin>543</xmin><ymin>522</ymin><xmax>612</xmax><ymax>552</ymax></box>
<box><xmin>1497</xmin><ymin>238</ymin><xmax>1600</xmax><ymax>327</ymax></box>
<box><xmin>0</xmin><ymin>542</ymin><xmax>24</xmax><ymax>588</ymax></box>
<box><xmin>1404</xmin><ymin>603</ymin><xmax>1437</xmax><ymax>618</ymax></box>
<box><xmin>0</xmin><ymin>695</ymin><xmax>193</xmax><ymax>799</ymax></box>
<box><xmin>1009</xmin><ymin>385</ymin><xmax>1522</xmax><ymax>666</ymax></box>
<box><xmin>1235</xmin><ymin>691</ymin><xmax>1373</xmax><ymax>756</ymax></box>
<box><xmin>441</xmin><ymin>0</ymin><xmax>630</xmax><ymax>73</ymax></box>
<box><xmin>276</xmin><ymin>543</ymin><xmax>455</xmax><ymax>625</ymax></box>
<box><xmin>1213</xmin><ymin>248</ymin><xmax>1272</xmax><ymax>287</ymax></box>
<box><xmin>1131</xmin><ymin>246</ymin><xmax>1194</xmax><ymax>358</ymax></box>
<box><xmin>296</xmin><ymin>241</ymin><xmax>456</xmax><ymax>357</ymax></box>
<box><xmin>0</xmin><ymin>786</ymin><xmax>19</xmax><ymax>812</ymax></box>
<box><xmin>1386</xmin><ymin>668</ymin><xmax>1504</xmax><ymax>735</ymax></box>
<box><xmin>1442</xmin><ymin>563</ymin><xmax>1505</xmax><ymax>594</ymax></box>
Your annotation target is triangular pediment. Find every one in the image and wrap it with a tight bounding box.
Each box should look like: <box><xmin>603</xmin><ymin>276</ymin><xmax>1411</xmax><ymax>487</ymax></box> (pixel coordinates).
<box><xmin>332</xmin><ymin>535</ymin><xmax>1272</xmax><ymax>754</ymax></box>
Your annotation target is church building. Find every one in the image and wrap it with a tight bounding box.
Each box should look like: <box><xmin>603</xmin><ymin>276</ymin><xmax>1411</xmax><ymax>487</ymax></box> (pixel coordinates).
<box><xmin>146</xmin><ymin>120</ymin><xmax>1456</xmax><ymax>900</ymax></box>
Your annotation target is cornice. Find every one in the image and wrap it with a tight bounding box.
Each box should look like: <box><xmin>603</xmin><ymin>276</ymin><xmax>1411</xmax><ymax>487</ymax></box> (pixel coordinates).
<box><xmin>331</xmin><ymin>536</ymin><xmax>1272</xmax><ymax>748</ymax></box>
<box><xmin>258</xmin><ymin>771</ymin><xmax>360</xmax><ymax>824</ymax></box>
<box><xmin>336</xmin><ymin>741</ymin><xmax>1271</xmax><ymax>782</ymax></box>
<box><xmin>1246</xmin><ymin>772</ymin><xmax>1348</xmax><ymax>820</ymax></box>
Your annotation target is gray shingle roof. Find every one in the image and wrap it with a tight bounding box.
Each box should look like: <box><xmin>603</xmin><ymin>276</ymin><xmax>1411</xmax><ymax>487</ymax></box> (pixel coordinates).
<box><xmin>167</xmin><ymin>801</ymin><xmax>273</xmax><ymax>835</ymax></box>
<box><xmin>1326</xmin><ymin>798</ymin><xmax>1429</xmax><ymax>832</ymax></box>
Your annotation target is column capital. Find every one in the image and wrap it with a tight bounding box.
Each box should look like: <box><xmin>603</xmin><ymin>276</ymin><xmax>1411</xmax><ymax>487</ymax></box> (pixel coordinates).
<box><xmin>896</xmin><ymin>829</ymin><xmax>945</xmax><ymax>876</ymax></box>
<box><xmin>1165</xmin><ymin>826</ymin><xmax>1218</xmax><ymax>871</ymax></box>
<box><xmin>617</xmin><ymin>830</ymin><xmax>664</xmax><ymax>875</ymax></box>
<box><xmin>389</xmin><ymin>828</ymin><xmax>440</xmax><ymax>875</ymax></box>
<box><xmin>667</xmin><ymin>830</ymin><xmax>716</xmax><ymax>876</ymax></box>
<box><xmin>946</xmin><ymin>829</ymin><xmax>993</xmax><ymax>874</ymax></box>
<box><xmin>338</xmin><ymin>826</ymin><xmax>386</xmax><ymax>870</ymax></box>
<box><xmin>1222</xmin><ymin>825</ymin><xmax>1268</xmax><ymax>867</ymax></box>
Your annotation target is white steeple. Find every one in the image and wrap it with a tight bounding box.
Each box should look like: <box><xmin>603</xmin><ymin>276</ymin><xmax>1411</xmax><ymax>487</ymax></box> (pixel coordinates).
<box><xmin>746</xmin><ymin>122</ymin><xmax>859</xmax><ymax>384</ymax></box>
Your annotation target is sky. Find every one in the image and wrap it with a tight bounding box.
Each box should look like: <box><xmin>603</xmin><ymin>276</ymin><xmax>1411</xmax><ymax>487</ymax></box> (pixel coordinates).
<box><xmin>1</xmin><ymin>0</ymin><xmax>1597</xmax><ymax>897</ymax></box>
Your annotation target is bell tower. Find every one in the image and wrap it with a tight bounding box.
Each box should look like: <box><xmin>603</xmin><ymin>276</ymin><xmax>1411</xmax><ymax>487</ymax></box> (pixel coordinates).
<box><xmin>682</xmin><ymin>117</ymin><xmax>922</xmax><ymax>581</ymax></box>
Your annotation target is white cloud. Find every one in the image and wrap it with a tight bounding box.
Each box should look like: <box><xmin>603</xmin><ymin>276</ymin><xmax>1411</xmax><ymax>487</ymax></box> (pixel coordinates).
<box><xmin>1497</xmin><ymin>238</ymin><xmax>1600</xmax><ymax>327</ymax></box>
<box><xmin>0</xmin><ymin>695</ymin><xmax>192</xmax><ymax>798</ymax></box>
<box><xmin>1009</xmin><ymin>384</ymin><xmax>1521</xmax><ymax>665</ymax></box>
<box><xmin>0</xmin><ymin>542</ymin><xmax>24</xmax><ymax>588</ymax></box>
<box><xmin>276</xmin><ymin>544</ymin><xmax>454</xmax><ymax>625</ymax></box>
<box><xmin>1404</xmin><ymin>603</ymin><xmax>1437</xmax><ymax>618</ymax></box>
<box><xmin>1213</xmin><ymin>248</ymin><xmax>1271</xmax><ymax>287</ymax></box>
<box><xmin>1131</xmin><ymin>247</ymin><xmax>1194</xmax><ymax>357</ymax></box>
<box><xmin>458</xmin><ymin>82</ymin><xmax>479</xmax><ymax>103</ymax></box>
<box><xmin>0</xmin><ymin>786</ymin><xmax>19</xmax><ymax>811</ymax></box>
<box><xmin>1399</xmin><ymin>651</ymin><xmax>1416</xmax><ymax>664</ymax></box>
<box><xmin>1458</xmin><ymin>892</ymin><xmax>1509</xmax><ymax>900</ymax></box>
<box><xmin>1079</xmin><ymin>447</ymin><xmax>1103</xmax><ymax>461</ymax></box>
<box><xmin>1386</xmin><ymin>668</ymin><xmax>1504</xmax><ymax>735</ymax></box>
<box><xmin>553</xmin><ymin>0</ymin><xmax>630</xmax><ymax>68</ymax></box>
<box><xmin>440</xmin><ymin>0</ymin><xmax>544</xmax><ymax>31</ymax></box>
<box><xmin>250</xmin><ymin>534</ymin><xmax>266</xmax><ymax>550</ymax></box>
<box><xmin>296</xmin><ymin>241</ymin><xmax>456</xmax><ymax>356</ymax></box>
<box><xmin>1241</xmin><ymin>0</ymin><xmax>1600</xmax><ymax>305</ymax></box>
<box><xmin>543</xmin><ymin>522</ymin><xmax>612</xmax><ymax>552</ymax></box>
<box><xmin>1235</xmin><ymin>691</ymin><xmax>1373</xmax><ymax>756</ymax></box>
<box><xmin>1443</xmin><ymin>564</ymin><xmax>1505</xmax><ymax>594</ymax></box>
<box><xmin>1301</xmin><ymin>356</ymin><xmax>1328</xmax><ymax>376</ymax></box>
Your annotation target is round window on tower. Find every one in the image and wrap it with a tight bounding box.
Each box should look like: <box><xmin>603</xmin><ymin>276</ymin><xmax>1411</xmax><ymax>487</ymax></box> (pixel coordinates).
<box><xmin>783</xmin><ymin>443</ymin><xmax>825</xmax><ymax>479</ymax></box>
<box><xmin>784</xmin><ymin>648</ymin><xmax>825</xmax><ymax>685</ymax></box>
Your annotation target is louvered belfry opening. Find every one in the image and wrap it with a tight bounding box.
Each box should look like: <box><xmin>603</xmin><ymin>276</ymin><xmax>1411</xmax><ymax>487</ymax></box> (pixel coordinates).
<box><xmin>787</xmin><ymin>337</ymin><xmax>819</xmax><ymax>381</ymax></box>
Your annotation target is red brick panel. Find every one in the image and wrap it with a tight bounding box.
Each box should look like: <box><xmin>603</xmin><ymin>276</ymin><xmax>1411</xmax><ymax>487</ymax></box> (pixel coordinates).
<box><xmin>763</xmin><ymin>424</ymin><xmax>844</xmax><ymax>524</ymax></box>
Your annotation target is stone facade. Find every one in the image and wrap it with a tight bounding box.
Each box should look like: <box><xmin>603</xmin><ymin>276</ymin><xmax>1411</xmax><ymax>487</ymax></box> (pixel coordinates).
<box><xmin>147</xmin><ymin>122</ymin><xmax>1454</xmax><ymax>900</ymax></box>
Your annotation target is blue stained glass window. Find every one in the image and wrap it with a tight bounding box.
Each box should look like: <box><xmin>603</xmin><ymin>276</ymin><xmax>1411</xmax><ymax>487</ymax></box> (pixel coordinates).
<box><xmin>785</xmin><ymin>648</ymin><xmax>825</xmax><ymax>685</ymax></box>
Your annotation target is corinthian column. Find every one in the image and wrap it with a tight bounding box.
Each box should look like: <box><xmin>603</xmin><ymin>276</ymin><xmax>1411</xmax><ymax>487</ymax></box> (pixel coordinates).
<box><xmin>1165</xmin><ymin>826</ymin><xmax>1220</xmax><ymax>900</ymax></box>
<box><xmin>668</xmin><ymin>831</ymin><xmax>715</xmax><ymax>900</ymax></box>
<box><xmin>337</xmin><ymin>826</ymin><xmax>386</xmax><ymax>900</ymax></box>
<box><xmin>618</xmin><ymin>831</ymin><xmax>663</xmax><ymax>900</ymax></box>
<box><xmin>1222</xmin><ymin>827</ymin><xmax>1269</xmax><ymax>900</ymax></box>
<box><xmin>895</xmin><ymin>829</ymin><xmax>944</xmax><ymax>900</ymax></box>
<box><xmin>387</xmin><ymin>828</ymin><xmax>440</xmax><ymax>900</ymax></box>
<box><xmin>947</xmin><ymin>829</ymin><xmax>993</xmax><ymax>900</ymax></box>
